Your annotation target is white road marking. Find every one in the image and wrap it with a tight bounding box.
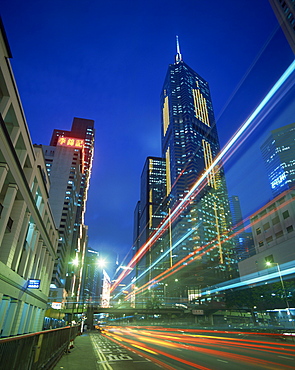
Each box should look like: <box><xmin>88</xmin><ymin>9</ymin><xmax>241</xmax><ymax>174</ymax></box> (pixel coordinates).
<box><xmin>217</xmin><ymin>359</ymin><xmax>229</xmax><ymax>363</ymax></box>
<box><xmin>278</xmin><ymin>355</ymin><xmax>293</xmax><ymax>360</ymax></box>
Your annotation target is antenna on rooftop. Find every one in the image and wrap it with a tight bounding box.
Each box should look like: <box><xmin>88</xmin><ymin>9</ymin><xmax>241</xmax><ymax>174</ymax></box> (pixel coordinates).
<box><xmin>175</xmin><ymin>35</ymin><xmax>182</xmax><ymax>63</ymax></box>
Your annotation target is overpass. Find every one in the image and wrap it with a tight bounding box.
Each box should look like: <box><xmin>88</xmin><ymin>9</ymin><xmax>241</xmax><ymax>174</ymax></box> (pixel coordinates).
<box><xmin>64</xmin><ymin>306</ymin><xmax>184</xmax><ymax>315</ymax></box>
<box><xmin>46</xmin><ymin>305</ymin><xmax>185</xmax><ymax>319</ymax></box>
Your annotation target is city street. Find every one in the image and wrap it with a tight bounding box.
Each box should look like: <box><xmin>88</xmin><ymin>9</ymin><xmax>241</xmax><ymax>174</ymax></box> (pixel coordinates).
<box><xmin>91</xmin><ymin>326</ymin><xmax>295</xmax><ymax>369</ymax></box>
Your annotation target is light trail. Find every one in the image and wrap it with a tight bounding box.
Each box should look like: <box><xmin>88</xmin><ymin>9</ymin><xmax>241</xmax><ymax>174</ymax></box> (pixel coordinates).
<box><xmin>111</xmin><ymin>59</ymin><xmax>295</xmax><ymax>294</ymax></box>
<box><xmin>124</xmin><ymin>188</ymin><xmax>295</xmax><ymax>300</ymax></box>
<box><xmin>102</xmin><ymin>326</ymin><xmax>295</xmax><ymax>369</ymax></box>
<box><xmin>113</xmin><ymin>225</ymin><xmax>200</xmax><ymax>299</ymax></box>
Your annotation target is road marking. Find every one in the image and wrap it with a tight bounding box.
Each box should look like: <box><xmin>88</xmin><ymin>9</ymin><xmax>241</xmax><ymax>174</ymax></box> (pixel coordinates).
<box><xmin>217</xmin><ymin>359</ymin><xmax>229</xmax><ymax>363</ymax></box>
<box><xmin>278</xmin><ymin>355</ymin><xmax>294</xmax><ymax>360</ymax></box>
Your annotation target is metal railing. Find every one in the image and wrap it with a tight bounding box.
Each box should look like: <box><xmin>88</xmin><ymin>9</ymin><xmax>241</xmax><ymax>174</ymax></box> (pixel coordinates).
<box><xmin>0</xmin><ymin>325</ymin><xmax>80</xmax><ymax>370</ymax></box>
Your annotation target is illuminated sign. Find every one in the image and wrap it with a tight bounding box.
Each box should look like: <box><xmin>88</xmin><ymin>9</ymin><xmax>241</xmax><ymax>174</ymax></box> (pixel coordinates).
<box><xmin>28</xmin><ymin>279</ymin><xmax>41</xmax><ymax>289</ymax></box>
<box><xmin>271</xmin><ymin>173</ymin><xmax>287</xmax><ymax>189</ymax></box>
<box><xmin>52</xmin><ymin>302</ymin><xmax>62</xmax><ymax>309</ymax></box>
<box><xmin>57</xmin><ymin>136</ymin><xmax>84</xmax><ymax>149</ymax></box>
<box><xmin>57</xmin><ymin>136</ymin><xmax>85</xmax><ymax>173</ymax></box>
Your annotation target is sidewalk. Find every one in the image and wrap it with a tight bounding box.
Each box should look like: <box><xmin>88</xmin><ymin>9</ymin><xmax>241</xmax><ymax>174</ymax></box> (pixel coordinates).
<box><xmin>53</xmin><ymin>332</ymin><xmax>97</xmax><ymax>370</ymax></box>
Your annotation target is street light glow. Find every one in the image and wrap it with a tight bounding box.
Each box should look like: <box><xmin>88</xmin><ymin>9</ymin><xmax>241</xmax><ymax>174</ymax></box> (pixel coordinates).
<box><xmin>71</xmin><ymin>257</ymin><xmax>79</xmax><ymax>266</ymax></box>
<box><xmin>97</xmin><ymin>258</ymin><xmax>106</xmax><ymax>268</ymax></box>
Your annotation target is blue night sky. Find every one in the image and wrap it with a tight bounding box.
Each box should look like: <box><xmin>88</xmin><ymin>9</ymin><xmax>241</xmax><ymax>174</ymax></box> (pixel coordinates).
<box><xmin>1</xmin><ymin>0</ymin><xmax>294</xmax><ymax>275</ymax></box>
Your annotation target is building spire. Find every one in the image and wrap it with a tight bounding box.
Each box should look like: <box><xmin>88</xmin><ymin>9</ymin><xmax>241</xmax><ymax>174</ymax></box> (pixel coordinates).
<box><xmin>175</xmin><ymin>35</ymin><xmax>182</xmax><ymax>63</ymax></box>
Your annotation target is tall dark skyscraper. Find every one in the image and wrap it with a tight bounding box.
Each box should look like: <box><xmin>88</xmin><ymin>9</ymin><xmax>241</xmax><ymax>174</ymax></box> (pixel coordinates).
<box><xmin>134</xmin><ymin>157</ymin><xmax>166</xmax><ymax>296</ymax></box>
<box><xmin>132</xmin><ymin>39</ymin><xmax>237</xmax><ymax>307</ymax></box>
<box><xmin>161</xmin><ymin>38</ymin><xmax>217</xmax><ymax>204</ymax></box>
<box><xmin>261</xmin><ymin>122</ymin><xmax>295</xmax><ymax>197</ymax></box>
<box><xmin>158</xmin><ymin>39</ymin><xmax>236</xmax><ymax>301</ymax></box>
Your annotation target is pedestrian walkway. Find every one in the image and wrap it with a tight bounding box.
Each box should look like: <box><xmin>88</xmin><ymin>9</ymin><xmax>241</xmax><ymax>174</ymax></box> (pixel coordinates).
<box><xmin>53</xmin><ymin>332</ymin><xmax>97</xmax><ymax>370</ymax></box>
<box><xmin>53</xmin><ymin>330</ymin><xmax>166</xmax><ymax>370</ymax></box>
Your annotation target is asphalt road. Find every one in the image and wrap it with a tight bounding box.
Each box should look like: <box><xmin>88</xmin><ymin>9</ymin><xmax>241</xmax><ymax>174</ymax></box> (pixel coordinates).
<box><xmin>91</xmin><ymin>326</ymin><xmax>295</xmax><ymax>369</ymax></box>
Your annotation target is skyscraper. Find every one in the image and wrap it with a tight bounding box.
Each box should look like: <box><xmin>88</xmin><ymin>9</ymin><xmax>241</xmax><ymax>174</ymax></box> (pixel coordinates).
<box><xmin>41</xmin><ymin>140</ymin><xmax>83</xmax><ymax>295</ymax></box>
<box><xmin>159</xmin><ymin>38</ymin><xmax>237</xmax><ymax>300</ymax></box>
<box><xmin>261</xmin><ymin>122</ymin><xmax>295</xmax><ymax>197</ymax></box>
<box><xmin>48</xmin><ymin>117</ymin><xmax>95</xmax><ymax>305</ymax></box>
<box><xmin>50</xmin><ymin>117</ymin><xmax>95</xmax><ymax>224</ymax></box>
<box><xmin>138</xmin><ymin>157</ymin><xmax>166</xmax><ymax>248</ymax></box>
<box><xmin>131</xmin><ymin>39</ymin><xmax>237</xmax><ymax>308</ymax></box>
<box><xmin>134</xmin><ymin>157</ymin><xmax>166</xmax><ymax>302</ymax></box>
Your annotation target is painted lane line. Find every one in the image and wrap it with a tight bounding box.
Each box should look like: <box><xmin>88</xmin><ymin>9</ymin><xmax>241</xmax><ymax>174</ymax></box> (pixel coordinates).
<box><xmin>217</xmin><ymin>359</ymin><xmax>229</xmax><ymax>363</ymax></box>
<box><xmin>278</xmin><ymin>355</ymin><xmax>294</xmax><ymax>360</ymax></box>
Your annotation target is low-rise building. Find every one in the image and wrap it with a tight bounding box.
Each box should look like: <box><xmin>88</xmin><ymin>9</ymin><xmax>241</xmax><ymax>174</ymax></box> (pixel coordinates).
<box><xmin>238</xmin><ymin>188</ymin><xmax>295</xmax><ymax>277</ymax></box>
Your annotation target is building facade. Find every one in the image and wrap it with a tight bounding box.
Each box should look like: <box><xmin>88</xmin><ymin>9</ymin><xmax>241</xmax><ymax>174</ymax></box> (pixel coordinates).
<box><xmin>238</xmin><ymin>188</ymin><xmax>295</xmax><ymax>277</ymax></box>
<box><xmin>268</xmin><ymin>0</ymin><xmax>295</xmax><ymax>54</ymax></box>
<box><xmin>261</xmin><ymin>122</ymin><xmax>295</xmax><ymax>197</ymax></box>
<box><xmin>0</xmin><ymin>21</ymin><xmax>59</xmax><ymax>336</ymax></box>
<box><xmin>41</xmin><ymin>139</ymin><xmax>83</xmax><ymax>306</ymax></box>
<box><xmin>47</xmin><ymin>118</ymin><xmax>95</xmax><ymax>308</ymax></box>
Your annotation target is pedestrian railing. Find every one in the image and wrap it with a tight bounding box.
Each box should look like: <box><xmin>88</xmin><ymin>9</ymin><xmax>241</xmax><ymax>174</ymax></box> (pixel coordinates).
<box><xmin>0</xmin><ymin>325</ymin><xmax>80</xmax><ymax>370</ymax></box>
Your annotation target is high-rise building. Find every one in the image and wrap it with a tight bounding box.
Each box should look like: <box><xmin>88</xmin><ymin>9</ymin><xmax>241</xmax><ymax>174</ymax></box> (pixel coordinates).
<box><xmin>48</xmin><ymin>118</ymin><xmax>95</xmax><ymax>305</ymax></box>
<box><xmin>138</xmin><ymin>157</ymin><xmax>166</xmax><ymax>248</ymax></box>
<box><xmin>268</xmin><ymin>0</ymin><xmax>295</xmax><ymax>54</ymax></box>
<box><xmin>133</xmin><ymin>157</ymin><xmax>166</xmax><ymax>303</ymax></box>
<box><xmin>50</xmin><ymin>117</ymin><xmax>95</xmax><ymax>225</ymax></box>
<box><xmin>158</xmin><ymin>39</ymin><xmax>237</xmax><ymax>302</ymax></box>
<box><xmin>82</xmin><ymin>248</ymin><xmax>101</xmax><ymax>305</ymax></box>
<box><xmin>261</xmin><ymin>122</ymin><xmax>295</xmax><ymax>197</ymax></box>
<box><xmin>41</xmin><ymin>139</ymin><xmax>83</xmax><ymax>300</ymax></box>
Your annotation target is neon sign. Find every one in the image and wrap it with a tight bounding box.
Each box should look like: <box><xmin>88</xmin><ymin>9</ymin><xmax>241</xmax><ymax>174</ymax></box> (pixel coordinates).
<box><xmin>57</xmin><ymin>136</ymin><xmax>84</xmax><ymax>148</ymax></box>
<box><xmin>57</xmin><ymin>136</ymin><xmax>85</xmax><ymax>173</ymax></box>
